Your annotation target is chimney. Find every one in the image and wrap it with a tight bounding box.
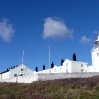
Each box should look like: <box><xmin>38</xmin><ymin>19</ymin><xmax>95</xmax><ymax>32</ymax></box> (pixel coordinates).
<box><xmin>61</xmin><ymin>59</ymin><xmax>64</xmax><ymax>66</ymax></box>
<box><xmin>35</xmin><ymin>67</ymin><xmax>38</xmax><ymax>72</ymax></box>
<box><xmin>43</xmin><ymin>64</ymin><xmax>45</xmax><ymax>70</ymax></box>
<box><xmin>72</xmin><ymin>53</ymin><xmax>77</xmax><ymax>61</ymax></box>
<box><xmin>7</xmin><ymin>68</ymin><xmax>9</xmax><ymax>71</ymax></box>
<box><xmin>51</xmin><ymin>62</ymin><xmax>54</xmax><ymax>68</ymax></box>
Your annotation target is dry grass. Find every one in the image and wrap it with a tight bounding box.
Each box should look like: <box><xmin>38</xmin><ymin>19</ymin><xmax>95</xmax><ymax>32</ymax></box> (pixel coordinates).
<box><xmin>0</xmin><ymin>76</ymin><xmax>99</xmax><ymax>99</ymax></box>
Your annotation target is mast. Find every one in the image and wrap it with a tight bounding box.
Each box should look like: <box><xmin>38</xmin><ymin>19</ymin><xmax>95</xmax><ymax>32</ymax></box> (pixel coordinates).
<box><xmin>22</xmin><ymin>51</ymin><xmax>24</xmax><ymax>64</ymax></box>
<box><xmin>45</xmin><ymin>39</ymin><xmax>54</xmax><ymax>73</ymax></box>
<box><xmin>45</xmin><ymin>40</ymin><xmax>51</xmax><ymax>71</ymax></box>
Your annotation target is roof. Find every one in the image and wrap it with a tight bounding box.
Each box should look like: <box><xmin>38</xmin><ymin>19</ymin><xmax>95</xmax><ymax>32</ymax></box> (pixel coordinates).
<box><xmin>0</xmin><ymin>64</ymin><xmax>22</xmax><ymax>74</ymax></box>
<box><xmin>0</xmin><ymin>70</ymin><xmax>9</xmax><ymax>74</ymax></box>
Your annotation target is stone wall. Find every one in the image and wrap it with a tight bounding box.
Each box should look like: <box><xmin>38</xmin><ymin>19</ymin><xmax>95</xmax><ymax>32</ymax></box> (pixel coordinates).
<box><xmin>38</xmin><ymin>72</ymin><xmax>99</xmax><ymax>81</ymax></box>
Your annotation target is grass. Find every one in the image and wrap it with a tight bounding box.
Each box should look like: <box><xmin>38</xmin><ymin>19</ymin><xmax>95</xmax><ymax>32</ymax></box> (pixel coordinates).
<box><xmin>0</xmin><ymin>76</ymin><xmax>99</xmax><ymax>99</ymax></box>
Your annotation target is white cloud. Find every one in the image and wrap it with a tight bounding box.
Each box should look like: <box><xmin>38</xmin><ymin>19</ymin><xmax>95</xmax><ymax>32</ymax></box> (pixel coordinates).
<box><xmin>94</xmin><ymin>30</ymin><xmax>99</xmax><ymax>34</ymax></box>
<box><xmin>80</xmin><ymin>36</ymin><xmax>91</xmax><ymax>44</ymax></box>
<box><xmin>42</xmin><ymin>17</ymin><xmax>73</xmax><ymax>39</ymax></box>
<box><xmin>0</xmin><ymin>17</ymin><xmax>15</xmax><ymax>42</ymax></box>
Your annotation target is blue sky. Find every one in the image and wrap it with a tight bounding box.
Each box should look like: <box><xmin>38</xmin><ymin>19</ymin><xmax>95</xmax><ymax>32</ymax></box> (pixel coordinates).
<box><xmin>0</xmin><ymin>0</ymin><xmax>99</xmax><ymax>71</ymax></box>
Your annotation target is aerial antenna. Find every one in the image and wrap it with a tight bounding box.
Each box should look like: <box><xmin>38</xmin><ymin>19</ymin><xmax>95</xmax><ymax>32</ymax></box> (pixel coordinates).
<box><xmin>45</xmin><ymin>38</ymin><xmax>54</xmax><ymax>72</ymax></box>
<box><xmin>22</xmin><ymin>50</ymin><xmax>24</xmax><ymax>64</ymax></box>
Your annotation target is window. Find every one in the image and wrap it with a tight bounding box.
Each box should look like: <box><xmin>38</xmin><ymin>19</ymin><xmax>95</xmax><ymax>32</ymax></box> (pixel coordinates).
<box><xmin>66</xmin><ymin>63</ymin><xmax>68</xmax><ymax>67</ymax></box>
<box><xmin>14</xmin><ymin>74</ymin><xmax>17</xmax><ymax>77</ymax></box>
<box><xmin>81</xmin><ymin>69</ymin><xmax>83</xmax><ymax>72</ymax></box>
<box><xmin>81</xmin><ymin>64</ymin><xmax>83</xmax><ymax>67</ymax></box>
<box><xmin>49</xmin><ymin>70</ymin><xmax>51</xmax><ymax>73</ymax></box>
<box><xmin>21</xmin><ymin>68</ymin><xmax>24</xmax><ymax>71</ymax></box>
<box><xmin>97</xmin><ymin>53</ymin><xmax>99</xmax><ymax>56</ymax></box>
<box><xmin>66</xmin><ymin>69</ymin><xmax>68</xmax><ymax>73</ymax></box>
<box><xmin>60</xmin><ymin>68</ymin><xmax>61</xmax><ymax>71</ymax></box>
<box><xmin>21</xmin><ymin>74</ymin><xmax>23</xmax><ymax>76</ymax></box>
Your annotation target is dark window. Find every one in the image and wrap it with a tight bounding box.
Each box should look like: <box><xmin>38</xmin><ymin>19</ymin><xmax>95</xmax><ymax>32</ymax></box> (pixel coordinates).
<box><xmin>81</xmin><ymin>64</ymin><xmax>83</xmax><ymax>67</ymax></box>
<box><xmin>81</xmin><ymin>69</ymin><xmax>83</xmax><ymax>72</ymax></box>
<box><xmin>66</xmin><ymin>63</ymin><xmax>68</xmax><ymax>67</ymax></box>
<box><xmin>21</xmin><ymin>68</ymin><xmax>24</xmax><ymax>71</ymax></box>
<box><xmin>60</xmin><ymin>68</ymin><xmax>61</xmax><ymax>71</ymax></box>
<box><xmin>14</xmin><ymin>74</ymin><xmax>17</xmax><ymax>77</ymax></box>
<box><xmin>97</xmin><ymin>53</ymin><xmax>99</xmax><ymax>56</ymax></box>
<box><xmin>21</xmin><ymin>74</ymin><xmax>23</xmax><ymax>76</ymax></box>
<box><xmin>66</xmin><ymin>69</ymin><xmax>68</xmax><ymax>73</ymax></box>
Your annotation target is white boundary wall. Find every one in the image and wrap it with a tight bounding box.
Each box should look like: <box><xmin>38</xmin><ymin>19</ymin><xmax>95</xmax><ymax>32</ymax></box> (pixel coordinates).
<box><xmin>0</xmin><ymin>74</ymin><xmax>38</xmax><ymax>83</ymax></box>
<box><xmin>0</xmin><ymin>73</ymin><xmax>99</xmax><ymax>83</ymax></box>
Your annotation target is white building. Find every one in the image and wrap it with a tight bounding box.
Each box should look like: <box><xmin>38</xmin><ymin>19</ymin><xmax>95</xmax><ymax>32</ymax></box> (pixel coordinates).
<box><xmin>91</xmin><ymin>35</ymin><xmax>99</xmax><ymax>72</ymax></box>
<box><xmin>38</xmin><ymin>59</ymin><xmax>88</xmax><ymax>73</ymax></box>
<box><xmin>0</xmin><ymin>64</ymin><xmax>34</xmax><ymax>79</ymax></box>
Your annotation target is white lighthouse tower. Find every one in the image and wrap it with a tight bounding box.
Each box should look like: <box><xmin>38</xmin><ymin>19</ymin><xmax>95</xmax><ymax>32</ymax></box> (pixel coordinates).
<box><xmin>91</xmin><ymin>34</ymin><xmax>99</xmax><ymax>72</ymax></box>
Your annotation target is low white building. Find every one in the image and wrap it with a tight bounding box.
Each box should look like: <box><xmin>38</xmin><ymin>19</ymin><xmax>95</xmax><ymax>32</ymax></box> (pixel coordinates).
<box><xmin>0</xmin><ymin>64</ymin><xmax>34</xmax><ymax>79</ymax></box>
<box><xmin>0</xmin><ymin>70</ymin><xmax>10</xmax><ymax>79</ymax></box>
<box><xmin>38</xmin><ymin>59</ymin><xmax>88</xmax><ymax>74</ymax></box>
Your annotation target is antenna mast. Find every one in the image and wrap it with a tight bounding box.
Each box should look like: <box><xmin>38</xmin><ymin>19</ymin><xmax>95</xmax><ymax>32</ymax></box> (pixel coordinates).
<box><xmin>45</xmin><ymin>39</ymin><xmax>54</xmax><ymax>72</ymax></box>
<box><xmin>45</xmin><ymin>39</ymin><xmax>50</xmax><ymax>71</ymax></box>
<box><xmin>22</xmin><ymin>51</ymin><xmax>24</xmax><ymax>64</ymax></box>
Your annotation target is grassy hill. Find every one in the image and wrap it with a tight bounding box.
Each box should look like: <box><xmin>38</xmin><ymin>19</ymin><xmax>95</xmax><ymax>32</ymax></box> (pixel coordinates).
<box><xmin>0</xmin><ymin>76</ymin><xmax>99</xmax><ymax>99</ymax></box>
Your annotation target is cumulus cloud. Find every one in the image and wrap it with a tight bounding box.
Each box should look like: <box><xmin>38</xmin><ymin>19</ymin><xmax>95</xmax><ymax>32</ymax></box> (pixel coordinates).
<box><xmin>42</xmin><ymin>17</ymin><xmax>73</xmax><ymax>39</ymax></box>
<box><xmin>80</xmin><ymin>36</ymin><xmax>91</xmax><ymax>45</ymax></box>
<box><xmin>0</xmin><ymin>17</ymin><xmax>15</xmax><ymax>42</ymax></box>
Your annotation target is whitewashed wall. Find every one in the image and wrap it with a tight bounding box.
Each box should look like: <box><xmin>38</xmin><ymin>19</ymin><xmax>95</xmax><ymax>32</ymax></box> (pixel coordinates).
<box><xmin>88</xmin><ymin>65</ymin><xmax>93</xmax><ymax>72</ymax></box>
<box><xmin>71</xmin><ymin>61</ymin><xmax>88</xmax><ymax>72</ymax></box>
<box><xmin>62</xmin><ymin>59</ymin><xmax>72</xmax><ymax>73</ymax></box>
<box><xmin>1</xmin><ymin>71</ymin><xmax>10</xmax><ymax>79</ymax></box>
<box><xmin>1</xmin><ymin>74</ymin><xmax>38</xmax><ymax>83</ymax></box>
<box><xmin>17</xmin><ymin>74</ymin><xmax>38</xmax><ymax>83</ymax></box>
<box><xmin>92</xmin><ymin>48</ymin><xmax>99</xmax><ymax>72</ymax></box>
<box><xmin>1</xmin><ymin>72</ymin><xmax>99</xmax><ymax>83</ymax></box>
<box><xmin>10</xmin><ymin>64</ymin><xmax>34</xmax><ymax>78</ymax></box>
<box><xmin>38</xmin><ymin>72</ymin><xmax>99</xmax><ymax>81</ymax></box>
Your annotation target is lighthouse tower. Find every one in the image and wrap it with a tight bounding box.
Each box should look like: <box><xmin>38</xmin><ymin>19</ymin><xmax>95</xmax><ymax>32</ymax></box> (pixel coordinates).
<box><xmin>91</xmin><ymin>34</ymin><xmax>99</xmax><ymax>72</ymax></box>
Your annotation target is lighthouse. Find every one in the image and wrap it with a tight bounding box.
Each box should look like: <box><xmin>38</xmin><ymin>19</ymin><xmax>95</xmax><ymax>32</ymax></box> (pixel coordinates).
<box><xmin>91</xmin><ymin>34</ymin><xmax>99</xmax><ymax>72</ymax></box>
